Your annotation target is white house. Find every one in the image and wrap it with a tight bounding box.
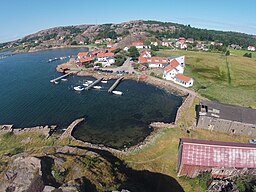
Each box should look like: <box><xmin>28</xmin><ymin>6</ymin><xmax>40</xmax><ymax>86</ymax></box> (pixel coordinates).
<box><xmin>163</xmin><ymin>56</ymin><xmax>193</xmax><ymax>87</ymax></box>
<box><xmin>123</xmin><ymin>47</ymin><xmax>129</xmax><ymax>51</ymax></box>
<box><xmin>248</xmin><ymin>46</ymin><xmax>256</xmax><ymax>51</ymax></box>
<box><xmin>140</xmin><ymin>50</ymin><xmax>152</xmax><ymax>58</ymax></box>
<box><xmin>151</xmin><ymin>42</ymin><xmax>158</xmax><ymax>46</ymax></box>
<box><xmin>101</xmin><ymin>57</ymin><xmax>115</xmax><ymax>67</ymax></box>
<box><xmin>132</xmin><ymin>42</ymin><xmax>144</xmax><ymax>49</ymax></box>
<box><xmin>174</xmin><ymin>74</ymin><xmax>194</xmax><ymax>87</ymax></box>
<box><xmin>97</xmin><ymin>52</ymin><xmax>115</xmax><ymax>62</ymax></box>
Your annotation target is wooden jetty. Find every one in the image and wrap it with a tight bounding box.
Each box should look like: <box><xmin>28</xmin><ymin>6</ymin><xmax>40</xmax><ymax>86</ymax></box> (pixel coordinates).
<box><xmin>108</xmin><ymin>77</ymin><xmax>124</xmax><ymax>93</ymax></box>
<box><xmin>85</xmin><ymin>77</ymin><xmax>103</xmax><ymax>90</ymax></box>
<box><xmin>50</xmin><ymin>72</ymin><xmax>73</xmax><ymax>83</ymax></box>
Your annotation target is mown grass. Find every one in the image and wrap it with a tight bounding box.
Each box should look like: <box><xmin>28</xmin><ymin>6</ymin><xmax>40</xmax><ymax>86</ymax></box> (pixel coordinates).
<box><xmin>229</xmin><ymin>49</ymin><xmax>256</xmax><ymax>58</ymax></box>
<box><xmin>156</xmin><ymin>49</ymin><xmax>256</xmax><ymax>108</ymax></box>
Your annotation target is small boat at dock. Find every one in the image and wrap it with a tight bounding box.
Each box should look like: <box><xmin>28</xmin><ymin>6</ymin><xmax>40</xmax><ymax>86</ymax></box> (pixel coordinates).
<box><xmin>61</xmin><ymin>78</ymin><xmax>68</xmax><ymax>81</ymax></box>
<box><xmin>93</xmin><ymin>86</ymin><xmax>102</xmax><ymax>89</ymax></box>
<box><xmin>101</xmin><ymin>80</ymin><xmax>108</xmax><ymax>84</ymax></box>
<box><xmin>87</xmin><ymin>80</ymin><xmax>93</xmax><ymax>84</ymax></box>
<box><xmin>112</xmin><ymin>91</ymin><xmax>123</xmax><ymax>95</ymax></box>
<box><xmin>83</xmin><ymin>83</ymin><xmax>89</xmax><ymax>87</ymax></box>
<box><xmin>74</xmin><ymin>86</ymin><xmax>84</xmax><ymax>91</ymax></box>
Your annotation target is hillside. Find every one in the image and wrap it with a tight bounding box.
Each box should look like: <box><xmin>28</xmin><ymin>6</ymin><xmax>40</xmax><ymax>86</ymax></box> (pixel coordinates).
<box><xmin>1</xmin><ymin>20</ymin><xmax>256</xmax><ymax>52</ymax></box>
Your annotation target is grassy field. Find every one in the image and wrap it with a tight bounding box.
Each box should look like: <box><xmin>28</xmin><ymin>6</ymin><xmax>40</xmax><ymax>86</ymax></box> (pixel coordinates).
<box><xmin>229</xmin><ymin>49</ymin><xmax>255</xmax><ymax>58</ymax></box>
<box><xmin>156</xmin><ymin>49</ymin><xmax>256</xmax><ymax>108</ymax></box>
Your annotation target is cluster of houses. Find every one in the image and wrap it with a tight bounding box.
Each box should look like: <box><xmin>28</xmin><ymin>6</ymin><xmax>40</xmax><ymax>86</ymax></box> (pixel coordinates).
<box><xmin>177</xmin><ymin>100</ymin><xmax>256</xmax><ymax>190</ymax></box>
<box><xmin>138</xmin><ymin>50</ymin><xmax>194</xmax><ymax>87</ymax></box>
<box><xmin>76</xmin><ymin>48</ymin><xmax>116</xmax><ymax>67</ymax></box>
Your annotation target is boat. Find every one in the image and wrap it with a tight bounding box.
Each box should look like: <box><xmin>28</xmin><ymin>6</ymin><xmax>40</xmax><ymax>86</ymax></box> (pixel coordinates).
<box><xmin>61</xmin><ymin>78</ymin><xmax>68</xmax><ymax>81</ymax></box>
<box><xmin>83</xmin><ymin>83</ymin><xmax>89</xmax><ymax>87</ymax></box>
<box><xmin>53</xmin><ymin>81</ymin><xmax>59</xmax><ymax>84</ymax></box>
<box><xmin>112</xmin><ymin>91</ymin><xmax>123</xmax><ymax>95</ymax></box>
<box><xmin>93</xmin><ymin>86</ymin><xmax>102</xmax><ymax>89</ymax></box>
<box><xmin>101</xmin><ymin>80</ymin><xmax>108</xmax><ymax>83</ymax></box>
<box><xmin>74</xmin><ymin>86</ymin><xmax>84</xmax><ymax>91</ymax></box>
<box><xmin>87</xmin><ymin>80</ymin><xmax>93</xmax><ymax>84</ymax></box>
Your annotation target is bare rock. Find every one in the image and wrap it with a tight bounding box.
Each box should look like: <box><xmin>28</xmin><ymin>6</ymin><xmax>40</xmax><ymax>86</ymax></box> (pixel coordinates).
<box><xmin>0</xmin><ymin>156</ymin><xmax>44</xmax><ymax>192</ymax></box>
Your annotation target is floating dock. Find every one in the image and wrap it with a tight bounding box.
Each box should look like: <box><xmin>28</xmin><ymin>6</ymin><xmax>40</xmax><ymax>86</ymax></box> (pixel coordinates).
<box><xmin>85</xmin><ymin>77</ymin><xmax>103</xmax><ymax>90</ymax></box>
<box><xmin>108</xmin><ymin>77</ymin><xmax>124</xmax><ymax>93</ymax></box>
<box><xmin>50</xmin><ymin>72</ymin><xmax>73</xmax><ymax>83</ymax></box>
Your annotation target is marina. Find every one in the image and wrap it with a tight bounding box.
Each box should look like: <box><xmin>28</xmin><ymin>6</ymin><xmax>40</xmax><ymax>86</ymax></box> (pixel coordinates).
<box><xmin>50</xmin><ymin>72</ymin><xmax>73</xmax><ymax>83</ymax></box>
<box><xmin>108</xmin><ymin>77</ymin><xmax>124</xmax><ymax>93</ymax></box>
<box><xmin>0</xmin><ymin>48</ymin><xmax>183</xmax><ymax>149</ymax></box>
<box><xmin>85</xmin><ymin>77</ymin><xmax>103</xmax><ymax>90</ymax></box>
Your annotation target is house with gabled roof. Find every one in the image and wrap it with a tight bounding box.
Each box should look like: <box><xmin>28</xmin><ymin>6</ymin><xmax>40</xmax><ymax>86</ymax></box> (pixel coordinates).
<box><xmin>177</xmin><ymin>138</ymin><xmax>256</xmax><ymax>178</ymax></box>
<box><xmin>162</xmin><ymin>56</ymin><xmax>193</xmax><ymax>87</ymax></box>
<box><xmin>132</xmin><ymin>41</ymin><xmax>144</xmax><ymax>49</ymax></box>
<box><xmin>77</xmin><ymin>52</ymin><xmax>88</xmax><ymax>59</ymax></box>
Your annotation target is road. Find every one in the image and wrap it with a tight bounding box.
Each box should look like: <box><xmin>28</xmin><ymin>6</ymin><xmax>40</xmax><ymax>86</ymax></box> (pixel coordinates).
<box><xmin>104</xmin><ymin>57</ymin><xmax>136</xmax><ymax>74</ymax></box>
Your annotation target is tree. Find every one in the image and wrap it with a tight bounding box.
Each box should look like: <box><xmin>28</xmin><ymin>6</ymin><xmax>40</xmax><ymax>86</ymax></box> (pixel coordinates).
<box><xmin>225</xmin><ymin>50</ymin><xmax>230</xmax><ymax>56</ymax></box>
<box><xmin>128</xmin><ymin>46</ymin><xmax>139</xmax><ymax>61</ymax></box>
<box><xmin>71</xmin><ymin>41</ymin><xmax>77</xmax><ymax>45</ymax></box>
<box><xmin>151</xmin><ymin>45</ymin><xmax>159</xmax><ymax>51</ymax></box>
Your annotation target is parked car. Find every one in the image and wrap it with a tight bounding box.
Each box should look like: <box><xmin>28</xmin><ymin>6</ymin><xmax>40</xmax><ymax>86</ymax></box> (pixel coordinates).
<box><xmin>249</xmin><ymin>139</ymin><xmax>256</xmax><ymax>144</ymax></box>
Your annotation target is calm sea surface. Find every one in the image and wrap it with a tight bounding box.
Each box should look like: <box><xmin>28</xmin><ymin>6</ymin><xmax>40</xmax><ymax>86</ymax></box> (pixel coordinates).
<box><xmin>0</xmin><ymin>48</ymin><xmax>182</xmax><ymax>149</ymax></box>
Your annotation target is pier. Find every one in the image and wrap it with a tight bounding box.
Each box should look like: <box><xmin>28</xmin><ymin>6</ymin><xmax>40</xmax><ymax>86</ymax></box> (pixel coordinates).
<box><xmin>50</xmin><ymin>72</ymin><xmax>73</xmax><ymax>83</ymax></box>
<box><xmin>108</xmin><ymin>77</ymin><xmax>124</xmax><ymax>93</ymax></box>
<box><xmin>85</xmin><ymin>77</ymin><xmax>103</xmax><ymax>90</ymax></box>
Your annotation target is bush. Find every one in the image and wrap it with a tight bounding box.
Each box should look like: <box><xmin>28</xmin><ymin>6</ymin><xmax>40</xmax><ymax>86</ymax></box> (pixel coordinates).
<box><xmin>243</xmin><ymin>52</ymin><xmax>252</xmax><ymax>58</ymax></box>
<box><xmin>10</xmin><ymin>147</ymin><xmax>24</xmax><ymax>155</ymax></box>
<box><xmin>71</xmin><ymin>41</ymin><xmax>78</xmax><ymax>45</ymax></box>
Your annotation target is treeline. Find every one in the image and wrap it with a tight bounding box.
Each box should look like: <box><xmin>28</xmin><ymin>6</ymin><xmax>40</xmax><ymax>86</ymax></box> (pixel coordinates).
<box><xmin>148</xmin><ymin>23</ymin><xmax>256</xmax><ymax>48</ymax></box>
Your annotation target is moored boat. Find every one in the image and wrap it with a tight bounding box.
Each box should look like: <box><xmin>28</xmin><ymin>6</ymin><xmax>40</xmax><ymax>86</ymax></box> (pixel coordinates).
<box><xmin>93</xmin><ymin>86</ymin><xmax>102</xmax><ymax>89</ymax></box>
<box><xmin>101</xmin><ymin>80</ymin><xmax>108</xmax><ymax>83</ymax></box>
<box><xmin>87</xmin><ymin>80</ymin><xmax>93</xmax><ymax>84</ymax></box>
<box><xmin>74</xmin><ymin>86</ymin><xmax>84</xmax><ymax>91</ymax></box>
<box><xmin>61</xmin><ymin>78</ymin><xmax>68</xmax><ymax>81</ymax></box>
<box><xmin>112</xmin><ymin>91</ymin><xmax>123</xmax><ymax>95</ymax></box>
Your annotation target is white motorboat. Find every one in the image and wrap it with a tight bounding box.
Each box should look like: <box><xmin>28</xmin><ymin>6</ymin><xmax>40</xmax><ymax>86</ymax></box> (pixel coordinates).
<box><xmin>87</xmin><ymin>80</ymin><xmax>93</xmax><ymax>84</ymax></box>
<box><xmin>61</xmin><ymin>78</ymin><xmax>68</xmax><ymax>81</ymax></box>
<box><xmin>83</xmin><ymin>83</ymin><xmax>89</xmax><ymax>87</ymax></box>
<box><xmin>93</xmin><ymin>86</ymin><xmax>102</xmax><ymax>89</ymax></box>
<box><xmin>54</xmin><ymin>81</ymin><xmax>59</xmax><ymax>84</ymax></box>
<box><xmin>101</xmin><ymin>80</ymin><xmax>108</xmax><ymax>84</ymax></box>
<box><xmin>112</xmin><ymin>91</ymin><xmax>123</xmax><ymax>95</ymax></box>
<box><xmin>74</xmin><ymin>86</ymin><xmax>84</xmax><ymax>91</ymax></box>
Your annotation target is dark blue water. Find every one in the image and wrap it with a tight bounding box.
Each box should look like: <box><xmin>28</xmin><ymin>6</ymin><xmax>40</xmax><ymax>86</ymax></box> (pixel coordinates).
<box><xmin>0</xmin><ymin>48</ymin><xmax>183</xmax><ymax>149</ymax></box>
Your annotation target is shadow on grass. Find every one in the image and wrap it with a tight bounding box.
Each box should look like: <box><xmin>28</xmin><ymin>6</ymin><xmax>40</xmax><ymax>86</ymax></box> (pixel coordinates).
<box><xmin>70</xmin><ymin>145</ymin><xmax>184</xmax><ymax>192</ymax></box>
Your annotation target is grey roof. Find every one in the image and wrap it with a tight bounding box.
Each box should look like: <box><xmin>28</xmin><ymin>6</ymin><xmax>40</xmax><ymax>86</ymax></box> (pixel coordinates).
<box><xmin>200</xmin><ymin>100</ymin><xmax>256</xmax><ymax>125</ymax></box>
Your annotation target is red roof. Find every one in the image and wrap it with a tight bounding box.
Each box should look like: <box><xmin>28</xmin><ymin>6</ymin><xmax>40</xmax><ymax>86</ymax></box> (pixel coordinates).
<box><xmin>180</xmin><ymin>138</ymin><xmax>256</xmax><ymax>169</ymax></box>
<box><xmin>138</xmin><ymin>56</ymin><xmax>148</xmax><ymax>63</ymax></box>
<box><xmin>97</xmin><ymin>52</ymin><xmax>114</xmax><ymax>58</ymax></box>
<box><xmin>151</xmin><ymin>57</ymin><xmax>168</xmax><ymax>64</ymax></box>
<box><xmin>175</xmin><ymin>74</ymin><xmax>192</xmax><ymax>83</ymax></box>
<box><xmin>139</xmin><ymin>56</ymin><xmax>168</xmax><ymax>64</ymax></box>
<box><xmin>140</xmin><ymin>50</ymin><xmax>151</xmax><ymax>57</ymax></box>
<box><xmin>170</xmin><ymin>59</ymin><xmax>180</xmax><ymax>68</ymax></box>
<box><xmin>77</xmin><ymin>52</ymin><xmax>88</xmax><ymax>57</ymax></box>
<box><xmin>132</xmin><ymin>42</ymin><xmax>144</xmax><ymax>46</ymax></box>
<box><xmin>164</xmin><ymin>64</ymin><xmax>176</xmax><ymax>73</ymax></box>
<box><xmin>80</xmin><ymin>57</ymin><xmax>94</xmax><ymax>63</ymax></box>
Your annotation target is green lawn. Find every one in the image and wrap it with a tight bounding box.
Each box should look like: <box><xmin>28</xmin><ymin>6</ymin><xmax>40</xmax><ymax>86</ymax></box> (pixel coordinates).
<box><xmin>229</xmin><ymin>49</ymin><xmax>255</xmax><ymax>58</ymax></box>
<box><xmin>156</xmin><ymin>49</ymin><xmax>256</xmax><ymax>108</ymax></box>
